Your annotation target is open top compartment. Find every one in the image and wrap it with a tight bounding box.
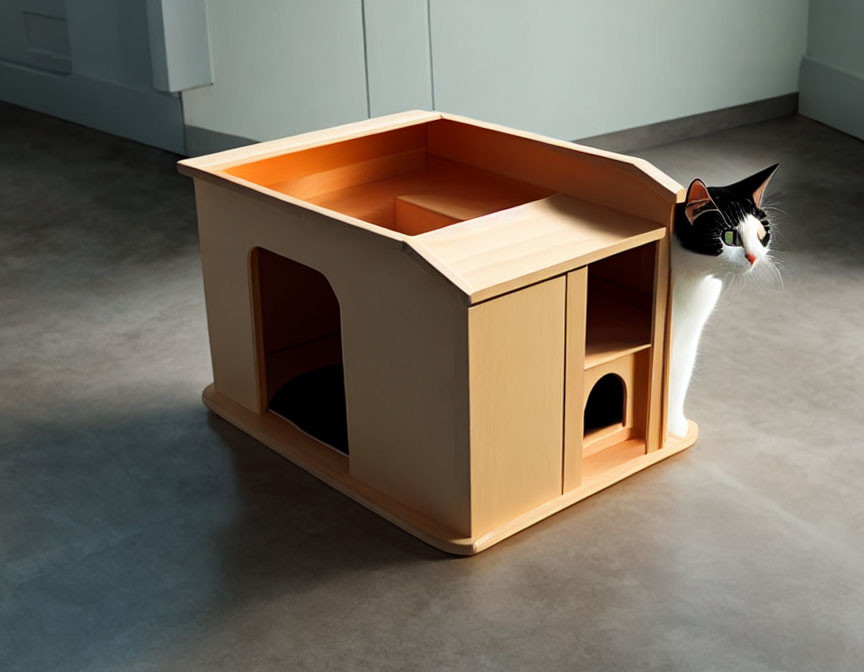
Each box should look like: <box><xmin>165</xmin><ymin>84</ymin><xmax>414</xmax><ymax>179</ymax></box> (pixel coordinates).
<box><xmin>223</xmin><ymin>121</ymin><xmax>554</xmax><ymax>235</ymax></box>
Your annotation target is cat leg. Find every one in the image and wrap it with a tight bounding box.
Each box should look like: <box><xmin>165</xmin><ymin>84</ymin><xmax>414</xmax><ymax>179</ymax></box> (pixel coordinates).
<box><xmin>667</xmin><ymin>275</ymin><xmax>722</xmax><ymax>438</ymax></box>
<box><xmin>667</xmin><ymin>323</ymin><xmax>697</xmax><ymax>437</ymax></box>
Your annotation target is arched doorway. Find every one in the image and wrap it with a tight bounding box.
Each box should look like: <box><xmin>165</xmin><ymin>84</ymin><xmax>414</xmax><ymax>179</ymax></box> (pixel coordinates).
<box><xmin>252</xmin><ymin>248</ymin><xmax>348</xmax><ymax>454</ymax></box>
<box><xmin>584</xmin><ymin>373</ymin><xmax>625</xmax><ymax>435</ymax></box>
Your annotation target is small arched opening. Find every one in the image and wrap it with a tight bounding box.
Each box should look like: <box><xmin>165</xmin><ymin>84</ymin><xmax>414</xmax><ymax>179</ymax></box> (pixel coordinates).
<box><xmin>252</xmin><ymin>248</ymin><xmax>348</xmax><ymax>454</ymax></box>
<box><xmin>584</xmin><ymin>374</ymin><xmax>626</xmax><ymax>435</ymax></box>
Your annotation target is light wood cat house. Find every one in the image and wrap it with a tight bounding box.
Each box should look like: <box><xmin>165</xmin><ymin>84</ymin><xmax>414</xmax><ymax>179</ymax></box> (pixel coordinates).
<box><xmin>178</xmin><ymin>111</ymin><xmax>698</xmax><ymax>555</ymax></box>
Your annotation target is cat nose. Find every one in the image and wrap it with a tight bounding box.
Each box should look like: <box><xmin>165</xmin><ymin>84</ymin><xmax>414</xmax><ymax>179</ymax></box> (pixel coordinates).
<box><xmin>746</xmin><ymin>252</ymin><xmax>757</xmax><ymax>265</ymax></box>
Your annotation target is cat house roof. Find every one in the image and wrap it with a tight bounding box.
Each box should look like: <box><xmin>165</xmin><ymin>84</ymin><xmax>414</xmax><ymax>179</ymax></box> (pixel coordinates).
<box><xmin>179</xmin><ymin>111</ymin><xmax>684</xmax><ymax>304</ymax></box>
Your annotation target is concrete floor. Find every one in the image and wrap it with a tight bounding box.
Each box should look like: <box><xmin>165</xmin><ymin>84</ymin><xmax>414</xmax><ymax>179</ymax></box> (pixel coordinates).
<box><xmin>1</xmin><ymin>102</ymin><xmax>863</xmax><ymax>671</ymax></box>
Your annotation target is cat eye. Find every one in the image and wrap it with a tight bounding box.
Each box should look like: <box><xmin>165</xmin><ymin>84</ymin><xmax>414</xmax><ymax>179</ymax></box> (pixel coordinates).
<box><xmin>723</xmin><ymin>230</ymin><xmax>740</xmax><ymax>246</ymax></box>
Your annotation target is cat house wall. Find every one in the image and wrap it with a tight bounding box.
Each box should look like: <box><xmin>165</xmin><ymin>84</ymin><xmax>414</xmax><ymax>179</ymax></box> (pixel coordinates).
<box><xmin>179</xmin><ymin>111</ymin><xmax>697</xmax><ymax>554</ymax></box>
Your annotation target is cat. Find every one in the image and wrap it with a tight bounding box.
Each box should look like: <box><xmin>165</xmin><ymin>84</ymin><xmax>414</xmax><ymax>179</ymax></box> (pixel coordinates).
<box><xmin>667</xmin><ymin>164</ymin><xmax>780</xmax><ymax>438</ymax></box>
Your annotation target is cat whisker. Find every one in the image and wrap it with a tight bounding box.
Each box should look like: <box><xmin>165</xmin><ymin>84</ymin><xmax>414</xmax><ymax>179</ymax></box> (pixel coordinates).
<box><xmin>764</xmin><ymin>258</ymin><xmax>784</xmax><ymax>290</ymax></box>
<box><xmin>751</xmin><ymin>255</ymin><xmax>784</xmax><ymax>291</ymax></box>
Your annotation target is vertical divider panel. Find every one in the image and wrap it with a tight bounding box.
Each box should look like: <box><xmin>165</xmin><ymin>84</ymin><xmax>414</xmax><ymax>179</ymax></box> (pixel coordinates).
<box><xmin>563</xmin><ymin>267</ymin><xmax>588</xmax><ymax>492</ymax></box>
<box><xmin>645</xmin><ymin>237</ymin><xmax>670</xmax><ymax>452</ymax></box>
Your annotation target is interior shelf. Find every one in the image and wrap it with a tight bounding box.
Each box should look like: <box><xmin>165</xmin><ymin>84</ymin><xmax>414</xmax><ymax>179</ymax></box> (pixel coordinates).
<box><xmin>584</xmin><ymin>277</ymin><xmax>653</xmax><ymax>369</ymax></box>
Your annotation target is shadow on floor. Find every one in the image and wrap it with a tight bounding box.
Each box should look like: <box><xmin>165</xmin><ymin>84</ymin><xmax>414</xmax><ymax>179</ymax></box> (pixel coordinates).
<box><xmin>206</xmin><ymin>410</ymin><xmax>448</xmax><ymax>578</ymax></box>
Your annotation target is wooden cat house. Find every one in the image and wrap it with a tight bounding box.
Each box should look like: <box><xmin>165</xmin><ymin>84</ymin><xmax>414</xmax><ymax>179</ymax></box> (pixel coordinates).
<box><xmin>178</xmin><ymin>111</ymin><xmax>698</xmax><ymax>555</ymax></box>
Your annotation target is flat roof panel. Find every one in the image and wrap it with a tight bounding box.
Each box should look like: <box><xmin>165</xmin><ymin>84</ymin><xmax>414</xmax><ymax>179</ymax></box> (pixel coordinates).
<box><xmin>410</xmin><ymin>194</ymin><xmax>666</xmax><ymax>303</ymax></box>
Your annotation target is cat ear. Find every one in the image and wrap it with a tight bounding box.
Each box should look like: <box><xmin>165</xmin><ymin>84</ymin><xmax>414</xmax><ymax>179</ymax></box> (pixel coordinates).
<box><xmin>727</xmin><ymin>163</ymin><xmax>779</xmax><ymax>207</ymax></box>
<box><xmin>684</xmin><ymin>179</ymin><xmax>718</xmax><ymax>224</ymax></box>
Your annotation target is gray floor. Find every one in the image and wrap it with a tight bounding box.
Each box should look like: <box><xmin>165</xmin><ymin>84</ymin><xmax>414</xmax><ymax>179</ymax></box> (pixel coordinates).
<box><xmin>1</xmin><ymin>102</ymin><xmax>863</xmax><ymax>672</ymax></box>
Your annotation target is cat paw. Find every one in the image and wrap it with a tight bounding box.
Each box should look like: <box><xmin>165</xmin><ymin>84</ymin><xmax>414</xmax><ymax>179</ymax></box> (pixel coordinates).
<box><xmin>667</xmin><ymin>416</ymin><xmax>689</xmax><ymax>438</ymax></box>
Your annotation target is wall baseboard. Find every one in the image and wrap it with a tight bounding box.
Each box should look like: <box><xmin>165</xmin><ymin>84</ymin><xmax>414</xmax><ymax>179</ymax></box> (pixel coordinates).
<box><xmin>577</xmin><ymin>94</ymin><xmax>799</xmax><ymax>153</ymax></box>
<box><xmin>183</xmin><ymin>93</ymin><xmax>802</xmax><ymax>159</ymax></box>
<box><xmin>799</xmin><ymin>57</ymin><xmax>864</xmax><ymax>141</ymax></box>
<box><xmin>0</xmin><ymin>61</ymin><xmax>185</xmax><ymax>154</ymax></box>
<box><xmin>184</xmin><ymin>124</ymin><xmax>255</xmax><ymax>157</ymax></box>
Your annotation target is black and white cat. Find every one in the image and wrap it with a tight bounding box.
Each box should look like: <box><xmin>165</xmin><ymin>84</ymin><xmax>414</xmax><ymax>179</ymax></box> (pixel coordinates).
<box><xmin>668</xmin><ymin>164</ymin><xmax>779</xmax><ymax>437</ymax></box>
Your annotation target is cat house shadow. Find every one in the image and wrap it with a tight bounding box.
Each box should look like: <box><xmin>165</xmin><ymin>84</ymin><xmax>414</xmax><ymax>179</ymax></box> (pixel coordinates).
<box><xmin>206</xmin><ymin>412</ymin><xmax>448</xmax><ymax>601</ymax></box>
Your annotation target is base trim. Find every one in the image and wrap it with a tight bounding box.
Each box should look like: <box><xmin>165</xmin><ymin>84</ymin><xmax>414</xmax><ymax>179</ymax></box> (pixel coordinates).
<box><xmin>0</xmin><ymin>62</ymin><xmax>184</xmax><ymax>153</ymax></box>
<box><xmin>203</xmin><ymin>384</ymin><xmax>697</xmax><ymax>555</ymax></box>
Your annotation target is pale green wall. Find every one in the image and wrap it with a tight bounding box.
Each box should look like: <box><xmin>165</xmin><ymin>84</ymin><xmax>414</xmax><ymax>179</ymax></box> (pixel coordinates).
<box><xmin>2</xmin><ymin>0</ymin><xmax>814</xmax><ymax>151</ymax></box>
<box><xmin>181</xmin><ymin>0</ymin><xmax>369</xmax><ymax>144</ymax></box>
<box><xmin>429</xmin><ymin>0</ymin><xmax>810</xmax><ymax>140</ymax></box>
<box><xmin>806</xmin><ymin>0</ymin><xmax>864</xmax><ymax>77</ymax></box>
<box><xmin>800</xmin><ymin>0</ymin><xmax>864</xmax><ymax>139</ymax></box>
<box><xmin>183</xmin><ymin>0</ymin><xmax>809</xmax><ymax>147</ymax></box>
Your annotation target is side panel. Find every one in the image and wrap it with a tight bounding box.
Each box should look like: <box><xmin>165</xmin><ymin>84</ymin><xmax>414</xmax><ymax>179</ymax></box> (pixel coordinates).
<box><xmin>468</xmin><ymin>277</ymin><xmax>565</xmax><ymax>536</ymax></box>
<box><xmin>194</xmin><ymin>180</ymin><xmax>472</xmax><ymax>536</ymax></box>
<box><xmin>195</xmin><ymin>185</ymin><xmax>262</xmax><ymax>412</ymax></box>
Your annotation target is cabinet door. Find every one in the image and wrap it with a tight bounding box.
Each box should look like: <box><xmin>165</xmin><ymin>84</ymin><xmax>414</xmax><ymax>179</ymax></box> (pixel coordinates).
<box><xmin>468</xmin><ymin>277</ymin><xmax>565</xmax><ymax>536</ymax></box>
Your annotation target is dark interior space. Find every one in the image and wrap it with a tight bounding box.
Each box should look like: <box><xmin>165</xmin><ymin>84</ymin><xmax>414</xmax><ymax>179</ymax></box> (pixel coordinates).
<box><xmin>584</xmin><ymin>244</ymin><xmax>655</xmax><ymax>360</ymax></box>
<box><xmin>253</xmin><ymin>248</ymin><xmax>349</xmax><ymax>453</ymax></box>
<box><xmin>268</xmin><ymin>364</ymin><xmax>348</xmax><ymax>454</ymax></box>
<box><xmin>584</xmin><ymin>374</ymin><xmax>625</xmax><ymax>434</ymax></box>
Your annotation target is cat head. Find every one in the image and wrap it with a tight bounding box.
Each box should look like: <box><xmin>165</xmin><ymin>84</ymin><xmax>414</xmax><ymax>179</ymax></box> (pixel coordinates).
<box><xmin>675</xmin><ymin>164</ymin><xmax>779</xmax><ymax>273</ymax></box>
